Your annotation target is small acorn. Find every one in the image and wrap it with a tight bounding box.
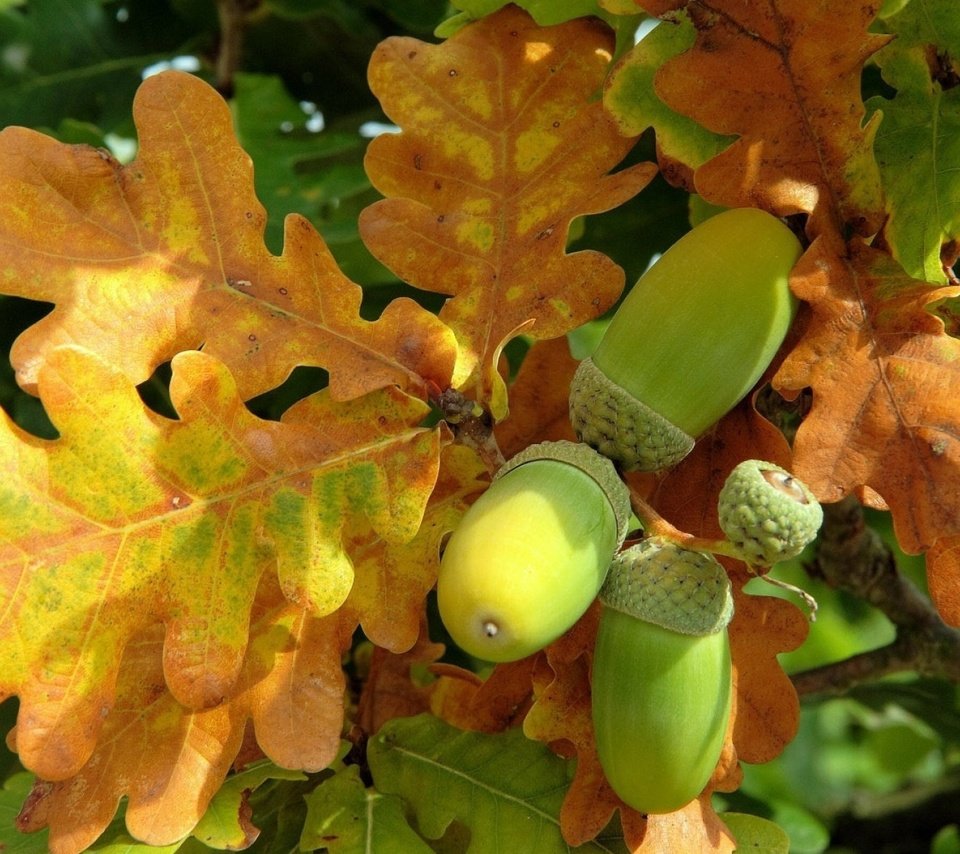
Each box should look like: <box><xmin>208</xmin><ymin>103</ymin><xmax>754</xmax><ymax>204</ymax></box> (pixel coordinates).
<box><xmin>592</xmin><ymin>537</ymin><xmax>733</xmax><ymax>815</ymax></box>
<box><xmin>437</xmin><ymin>441</ymin><xmax>631</xmax><ymax>663</ymax></box>
<box><xmin>570</xmin><ymin>208</ymin><xmax>802</xmax><ymax>471</ymax></box>
<box><xmin>717</xmin><ymin>459</ymin><xmax>823</xmax><ymax>566</ymax></box>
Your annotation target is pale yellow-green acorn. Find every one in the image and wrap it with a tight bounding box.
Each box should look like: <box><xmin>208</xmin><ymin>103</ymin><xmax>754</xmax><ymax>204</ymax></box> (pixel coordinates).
<box><xmin>437</xmin><ymin>441</ymin><xmax>630</xmax><ymax>663</ymax></box>
<box><xmin>592</xmin><ymin>537</ymin><xmax>733</xmax><ymax>815</ymax></box>
<box><xmin>570</xmin><ymin>208</ymin><xmax>802</xmax><ymax>472</ymax></box>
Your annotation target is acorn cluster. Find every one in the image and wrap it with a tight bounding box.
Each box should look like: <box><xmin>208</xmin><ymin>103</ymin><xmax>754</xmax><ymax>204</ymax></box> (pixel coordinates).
<box><xmin>436</xmin><ymin>209</ymin><xmax>823</xmax><ymax>815</ymax></box>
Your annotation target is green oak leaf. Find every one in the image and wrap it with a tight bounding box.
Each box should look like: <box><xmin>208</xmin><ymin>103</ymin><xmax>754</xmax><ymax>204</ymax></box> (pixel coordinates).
<box><xmin>603</xmin><ymin>16</ymin><xmax>734</xmax><ymax>181</ymax></box>
<box><xmin>301</xmin><ymin>765</ymin><xmax>433</xmax><ymax>853</ymax></box>
<box><xmin>720</xmin><ymin>813</ymin><xmax>790</xmax><ymax>853</ymax></box>
<box><xmin>367</xmin><ymin>714</ymin><xmax>627</xmax><ymax>853</ymax></box>
<box><xmin>867</xmin><ymin>45</ymin><xmax>960</xmax><ymax>282</ymax></box>
<box><xmin>191</xmin><ymin>760</ymin><xmax>307</xmax><ymax>849</ymax></box>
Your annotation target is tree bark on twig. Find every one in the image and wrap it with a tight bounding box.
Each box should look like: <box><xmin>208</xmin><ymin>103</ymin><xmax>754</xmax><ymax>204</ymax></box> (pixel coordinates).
<box><xmin>215</xmin><ymin>0</ymin><xmax>256</xmax><ymax>95</ymax></box>
<box><xmin>791</xmin><ymin>496</ymin><xmax>960</xmax><ymax>696</ymax></box>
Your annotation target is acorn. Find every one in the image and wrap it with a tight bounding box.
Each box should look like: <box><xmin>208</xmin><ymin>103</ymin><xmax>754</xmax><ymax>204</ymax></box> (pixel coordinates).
<box><xmin>570</xmin><ymin>208</ymin><xmax>802</xmax><ymax>472</ymax></box>
<box><xmin>592</xmin><ymin>537</ymin><xmax>733</xmax><ymax>815</ymax></box>
<box><xmin>437</xmin><ymin>441</ymin><xmax>631</xmax><ymax>662</ymax></box>
<box><xmin>717</xmin><ymin>459</ymin><xmax>823</xmax><ymax>566</ymax></box>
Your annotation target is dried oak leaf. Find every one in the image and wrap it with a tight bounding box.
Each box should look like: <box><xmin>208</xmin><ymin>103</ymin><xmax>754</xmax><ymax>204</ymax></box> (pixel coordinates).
<box><xmin>494</xmin><ymin>337</ymin><xmax>580</xmax><ymax>459</ymax></box>
<box><xmin>634</xmin><ymin>0</ymin><xmax>887</xmax><ymax>236</ymax></box>
<box><xmin>0</xmin><ymin>345</ymin><xmax>445</xmax><ymax>781</ymax></box>
<box><xmin>774</xmin><ymin>239</ymin><xmax>960</xmax><ymax>557</ymax></box>
<box><xmin>928</xmin><ymin>537</ymin><xmax>960</xmax><ymax>627</ymax></box>
<box><xmin>360</xmin><ymin>5</ymin><xmax>655</xmax><ymax>418</ymax></box>
<box><xmin>16</xmin><ymin>579</ymin><xmax>350</xmax><ymax>854</ymax></box>
<box><xmin>429</xmin><ymin>658</ymin><xmax>537</xmax><ymax>734</ymax></box>
<box><xmin>356</xmin><ymin>622</ymin><xmax>446</xmax><ymax>736</ymax></box>
<box><xmin>0</xmin><ymin>69</ymin><xmax>455</xmax><ymax>401</ymax></box>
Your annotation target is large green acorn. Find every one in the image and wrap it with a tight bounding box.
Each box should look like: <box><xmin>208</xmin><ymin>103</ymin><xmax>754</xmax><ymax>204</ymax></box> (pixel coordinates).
<box><xmin>437</xmin><ymin>441</ymin><xmax>631</xmax><ymax>662</ymax></box>
<box><xmin>570</xmin><ymin>208</ymin><xmax>802</xmax><ymax>472</ymax></box>
<box><xmin>592</xmin><ymin>537</ymin><xmax>734</xmax><ymax>815</ymax></box>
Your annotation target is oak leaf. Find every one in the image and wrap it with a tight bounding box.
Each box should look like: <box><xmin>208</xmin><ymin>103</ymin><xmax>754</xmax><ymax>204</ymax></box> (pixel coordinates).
<box><xmin>429</xmin><ymin>658</ymin><xmax>536</xmax><ymax>734</ymax></box>
<box><xmin>360</xmin><ymin>6</ymin><xmax>655</xmax><ymax>417</ymax></box>
<box><xmin>301</xmin><ymin>764</ymin><xmax>434</xmax><ymax>853</ymax></box>
<box><xmin>928</xmin><ymin>537</ymin><xmax>960</xmax><ymax>627</ymax></box>
<box><xmin>494</xmin><ymin>336</ymin><xmax>580</xmax><ymax>458</ymax></box>
<box><xmin>631</xmin><ymin>1</ymin><xmax>887</xmax><ymax>236</ymax></box>
<box><xmin>356</xmin><ymin>623</ymin><xmax>446</xmax><ymax>736</ymax></box>
<box><xmin>603</xmin><ymin>12</ymin><xmax>733</xmax><ymax>190</ymax></box>
<box><xmin>866</xmin><ymin>20</ymin><xmax>960</xmax><ymax>282</ymax></box>
<box><xmin>15</xmin><ymin>582</ymin><xmax>349</xmax><ymax>854</ymax></box>
<box><xmin>0</xmin><ymin>69</ymin><xmax>456</xmax><ymax>402</ymax></box>
<box><xmin>0</xmin><ymin>345</ymin><xmax>445</xmax><ymax>781</ymax></box>
<box><xmin>340</xmin><ymin>444</ymin><xmax>488</xmax><ymax>653</ymax></box>
<box><xmin>774</xmin><ymin>239</ymin><xmax>960</xmax><ymax>556</ymax></box>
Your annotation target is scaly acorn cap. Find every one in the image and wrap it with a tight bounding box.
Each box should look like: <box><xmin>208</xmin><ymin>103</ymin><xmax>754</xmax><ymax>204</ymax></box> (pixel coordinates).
<box><xmin>569</xmin><ymin>208</ymin><xmax>802</xmax><ymax>472</ymax></box>
<box><xmin>496</xmin><ymin>440</ymin><xmax>632</xmax><ymax>548</ymax></box>
<box><xmin>599</xmin><ymin>537</ymin><xmax>734</xmax><ymax>637</ymax></box>
<box><xmin>717</xmin><ymin>460</ymin><xmax>823</xmax><ymax>566</ymax></box>
<box><xmin>569</xmin><ymin>358</ymin><xmax>695</xmax><ymax>472</ymax></box>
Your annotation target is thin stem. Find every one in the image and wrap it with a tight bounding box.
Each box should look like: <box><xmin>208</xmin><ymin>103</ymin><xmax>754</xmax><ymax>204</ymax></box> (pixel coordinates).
<box><xmin>626</xmin><ymin>484</ymin><xmax>740</xmax><ymax>558</ymax></box>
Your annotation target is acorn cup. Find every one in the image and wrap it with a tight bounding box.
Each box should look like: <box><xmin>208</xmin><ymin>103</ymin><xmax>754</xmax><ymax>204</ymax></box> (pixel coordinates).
<box><xmin>570</xmin><ymin>207</ymin><xmax>803</xmax><ymax>472</ymax></box>
<box><xmin>437</xmin><ymin>440</ymin><xmax>631</xmax><ymax>663</ymax></box>
<box><xmin>718</xmin><ymin>459</ymin><xmax>823</xmax><ymax>566</ymax></box>
<box><xmin>591</xmin><ymin>537</ymin><xmax>734</xmax><ymax>815</ymax></box>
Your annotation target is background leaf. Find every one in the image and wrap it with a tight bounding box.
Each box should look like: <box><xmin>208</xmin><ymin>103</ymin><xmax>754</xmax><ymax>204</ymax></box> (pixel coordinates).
<box><xmin>0</xmin><ymin>0</ymin><xmax>193</xmax><ymax>131</ymax></box>
<box><xmin>868</xmin><ymin>0</ymin><xmax>960</xmax><ymax>282</ymax></box>
<box><xmin>367</xmin><ymin>713</ymin><xmax>627</xmax><ymax>853</ymax></box>
<box><xmin>301</xmin><ymin>765</ymin><xmax>434</xmax><ymax>852</ymax></box>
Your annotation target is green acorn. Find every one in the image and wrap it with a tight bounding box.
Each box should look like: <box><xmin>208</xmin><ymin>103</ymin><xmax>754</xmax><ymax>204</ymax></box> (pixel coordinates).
<box><xmin>592</xmin><ymin>537</ymin><xmax>734</xmax><ymax>815</ymax></box>
<box><xmin>437</xmin><ymin>441</ymin><xmax>630</xmax><ymax>662</ymax></box>
<box><xmin>570</xmin><ymin>208</ymin><xmax>802</xmax><ymax>471</ymax></box>
<box><xmin>717</xmin><ymin>459</ymin><xmax>823</xmax><ymax>566</ymax></box>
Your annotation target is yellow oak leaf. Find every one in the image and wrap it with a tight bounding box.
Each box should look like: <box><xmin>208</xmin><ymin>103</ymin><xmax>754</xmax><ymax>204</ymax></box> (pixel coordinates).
<box><xmin>0</xmin><ymin>70</ymin><xmax>456</xmax><ymax>402</ymax></box>
<box><xmin>634</xmin><ymin>1</ymin><xmax>887</xmax><ymax>237</ymax></box>
<box><xmin>0</xmin><ymin>345</ymin><xmax>445</xmax><ymax>781</ymax></box>
<box><xmin>15</xmin><ymin>578</ymin><xmax>350</xmax><ymax>854</ymax></box>
<box><xmin>775</xmin><ymin>239</ymin><xmax>960</xmax><ymax>556</ymax></box>
<box><xmin>340</xmin><ymin>444</ymin><xmax>488</xmax><ymax>653</ymax></box>
<box><xmin>360</xmin><ymin>6</ymin><xmax>655</xmax><ymax>418</ymax></box>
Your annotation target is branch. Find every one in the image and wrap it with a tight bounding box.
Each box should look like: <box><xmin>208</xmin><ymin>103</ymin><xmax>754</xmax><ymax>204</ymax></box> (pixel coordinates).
<box><xmin>791</xmin><ymin>496</ymin><xmax>960</xmax><ymax>696</ymax></box>
<box><xmin>215</xmin><ymin>0</ymin><xmax>257</xmax><ymax>95</ymax></box>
